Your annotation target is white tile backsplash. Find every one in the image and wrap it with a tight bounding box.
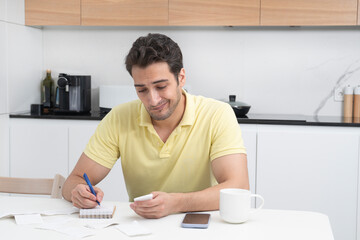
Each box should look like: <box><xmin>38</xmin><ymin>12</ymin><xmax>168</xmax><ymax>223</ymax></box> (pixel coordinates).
<box><xmin>0</xmin><ymin>21</ymin><xmax>7</xmax><ymax>114</ymax></box>
<box><xmin>8</xmin><ymin>23</ymin><xmax>42</xmax><ymax>113</ymax></box>
<box><xmin>43</xmin><ymin>26</ymin><xmax>360</xmax><ymax>116</ymax></box>
<box><xmin>0</xmin><ymin>0</ymin><xmax>6</xmax><ymax>21</ymax></box>
<box><xmin>6</xmin><ymin>0</ymin><xmax>24</xmax><ymax>25</ymax></box>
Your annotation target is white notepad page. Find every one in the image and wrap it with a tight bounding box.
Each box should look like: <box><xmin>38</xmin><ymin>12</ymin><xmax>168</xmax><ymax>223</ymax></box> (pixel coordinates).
<box><xmin>79</xmin><ymin>205</ymin><xmax>116</xmax><ymax>219</ymax></box>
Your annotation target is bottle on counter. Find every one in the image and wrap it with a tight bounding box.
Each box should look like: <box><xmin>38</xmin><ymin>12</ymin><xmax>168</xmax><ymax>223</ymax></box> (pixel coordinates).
<box><xmin>41</xmin><ymin>69</ymin><xmax>55</xmax><ymax>113</ymax></box>
<box><xmin>343</xmin><ymin>85</ymin><xmax>353</xmax><ymax>123</ymax></box>
<box><xmin>354</xmin><ymin>86</ymin><xmax>360</xmax><ymax>123</ymax></box>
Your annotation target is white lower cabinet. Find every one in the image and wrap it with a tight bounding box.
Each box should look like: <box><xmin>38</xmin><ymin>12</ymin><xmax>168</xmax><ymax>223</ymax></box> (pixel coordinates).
<box><xmin>10</xmin><ymin>119</ymin><xmax>68</xmax><ymax>178</ymax></box>
<box><xmin>0</xmin><ymin>115</ymin><xmax>10</xmax><ymax>177</ymax></box>
<box><xmin>255</xmin><ymin>125</ymin><xmax>359</xmax><ymax>240</ymax></box>
<box><xmin>68</xmin><ymin>122</ymin><xmax>99</xmax><ymax>172</ymax></box>
<box><xmin>239</xmin><ymin>124</ymin><xmax>257</xmax><ymax>207</ymax></box>
<box><xmin>9</xmin><ymin>118</ymin><xmax>129</xmax><ymax>201</ymax></box>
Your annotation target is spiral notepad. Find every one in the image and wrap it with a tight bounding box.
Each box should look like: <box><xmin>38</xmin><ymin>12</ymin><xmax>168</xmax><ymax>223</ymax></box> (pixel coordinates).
<box><xmin>79</xmin><ymin>205</ymin><xmax>116</xmax><ymax>219</ymax></box>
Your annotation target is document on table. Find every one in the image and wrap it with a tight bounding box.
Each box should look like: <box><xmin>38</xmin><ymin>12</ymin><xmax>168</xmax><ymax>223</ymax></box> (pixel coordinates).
<box><xmin>0</xmin><ymin>196</ymin><xmax>79</xmax><ymax>218</ymax></box>
<box><xmin>0</xmin><ymin>205</ymin><xmax>79</xmax><ymax>218</ymax></box>
<box><xmin>14</xmin><ymin>214</ymin><xmax>43</xmax><ymax>225</ymax></box>
<box><xmin>116</xmin><ymin>220</ymin><xmax>152</xmax><ymax>237</ymax></box>
<box><xmin>81</xmin><ymin>218</ymin><xmax>121</xmax><ymax>229</ymax></box>
<box><xmin>37</xmin><ymin>217</ymin><xmax>97</xmax><ymax>238</ymax></box>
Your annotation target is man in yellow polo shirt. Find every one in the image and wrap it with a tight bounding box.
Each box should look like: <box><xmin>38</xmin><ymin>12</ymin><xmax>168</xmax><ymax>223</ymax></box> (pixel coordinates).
<box><xmin>62</xmin><ymin>33</ymin><xmax>249</xmax><ymax>219</ymax></box>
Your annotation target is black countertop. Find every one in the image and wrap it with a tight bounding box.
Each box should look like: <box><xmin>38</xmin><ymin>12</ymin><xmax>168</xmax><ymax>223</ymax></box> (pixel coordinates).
<box><xmin>10</xmin><ymin>111</ymin><xmax>106</xmax><ymax>121</ymax></box>
<box><xmin>9</xmin><ymin>111</ymin><xmax>360</xmax><ymax>127</ymax></box>
<box><xmin>236</xmin><ymin>114</ymin><xmax>360</xmax><ymax>127</ymax></box>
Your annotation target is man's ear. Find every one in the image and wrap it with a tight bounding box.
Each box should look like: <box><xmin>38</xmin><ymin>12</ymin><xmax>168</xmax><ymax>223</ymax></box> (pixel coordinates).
<box><xmin>178</xmin><ymin>68</ymin><xmax>186</xmax><ymax>87</ymax></box>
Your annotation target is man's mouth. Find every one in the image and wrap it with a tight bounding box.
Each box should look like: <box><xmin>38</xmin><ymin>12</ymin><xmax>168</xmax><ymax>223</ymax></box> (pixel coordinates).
<box><xmin>151</xmin><ymin>101</ymin><xmax>168</xmax><ymax>111</ymax></box>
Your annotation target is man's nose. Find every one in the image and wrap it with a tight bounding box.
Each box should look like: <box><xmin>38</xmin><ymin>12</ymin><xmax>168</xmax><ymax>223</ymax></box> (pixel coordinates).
<box><xmin>148</xmin><ymin>89</ymin><xmax>161</xmax><ymax>106</ymax></box>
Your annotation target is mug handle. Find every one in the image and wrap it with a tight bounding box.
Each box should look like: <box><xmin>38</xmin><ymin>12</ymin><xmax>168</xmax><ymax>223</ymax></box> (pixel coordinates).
<box><xmin>250</xmin><ymin>194</ymin><xmax>264</xmax><ymax>213</ymax></box>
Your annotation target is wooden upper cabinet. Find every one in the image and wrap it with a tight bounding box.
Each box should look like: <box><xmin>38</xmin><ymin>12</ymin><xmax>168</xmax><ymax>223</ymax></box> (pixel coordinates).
<box><xmin>358</xmin><ymin>0</ymin><xmax>360</xmax><ymax>25</ymax></box>
<box><xmin>82</xmin><ymin>0</ymin><xmax>168</xmax><ymax>26</ymax></box>
<box><xmin>261</xmin><ymin>0</ymin><xmax>358</xmax><ymax>26</ymax></box>
<box><xmin>169</xmin><ymin>0</ymin><xmax>260</xmax><ymax>26</ymax></box>
<box><xmin>25</xmin><ymin>0</ymin><xmax>80</xmax><ymax>26</ymax></box>
<box><xmin>24</xmin><ymin>0</ymin><xmax>360</xmax><ymax>26</ymax></box>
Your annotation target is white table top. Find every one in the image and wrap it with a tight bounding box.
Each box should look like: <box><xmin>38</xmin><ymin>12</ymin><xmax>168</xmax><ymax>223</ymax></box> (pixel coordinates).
<box><xmin>0</xmin><ymin>196</ymin><xmax>334</xmax><ymax>240</ymax></box>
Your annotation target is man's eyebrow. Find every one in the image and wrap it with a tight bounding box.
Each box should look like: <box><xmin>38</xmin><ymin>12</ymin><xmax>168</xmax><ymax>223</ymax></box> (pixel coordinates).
<box><xmin>152</xmin><ymin>79</ymin><xmax>168</xmax><ymax>84</ymax></box>
<box><xmin>134</xmin><ymin>79</ymin><xmax>168</xmax><ymax>87</ymax></box>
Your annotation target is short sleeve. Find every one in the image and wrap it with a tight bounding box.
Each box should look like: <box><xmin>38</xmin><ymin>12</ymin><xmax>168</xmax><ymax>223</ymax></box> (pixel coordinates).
<box><xmin>84</xmin><ymin>111</ymin><xmax>120</xmax><ymax>169</ymax></box>
<box><xmin>209</xmin><ymin>103</ymin><xmax>247</xmax><ymax>161</ymax></box>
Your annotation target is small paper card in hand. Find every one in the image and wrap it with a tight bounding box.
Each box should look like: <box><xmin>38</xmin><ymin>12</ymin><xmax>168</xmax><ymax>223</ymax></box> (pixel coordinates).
<box><xmin>79</xmin><ymin>205</ymin><xmax>116</xmax><ymax>219</ymax></box>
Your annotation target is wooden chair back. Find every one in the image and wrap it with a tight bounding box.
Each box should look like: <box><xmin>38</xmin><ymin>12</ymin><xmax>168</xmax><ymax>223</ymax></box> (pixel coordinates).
<box><xmin>0</xmin><ymin>174</ymin><xmax>65</xmax><ymax>198</ymax></box>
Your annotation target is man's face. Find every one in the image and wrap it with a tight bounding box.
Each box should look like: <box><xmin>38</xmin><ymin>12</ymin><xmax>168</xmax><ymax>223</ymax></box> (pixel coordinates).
<box><xmin>132</xmin><ymin>62</ymin><xmax>185</xmax><ymax>121</ymax></box>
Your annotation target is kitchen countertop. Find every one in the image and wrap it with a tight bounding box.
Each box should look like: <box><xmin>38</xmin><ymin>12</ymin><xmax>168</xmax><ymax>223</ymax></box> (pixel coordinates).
<box><xmin>10</xmin><ymin>111</ymin><xmax>106</xmax><ymax>120</ymax></box>
<box><xmin>9</xmin><ymin>111</ymin><xmax>360</xmax><ymax>127</ymax></box>
<box><xmin>236</xmin><ymin>114</ymin><xmax>360</xmax><ymax>127</ymax></box>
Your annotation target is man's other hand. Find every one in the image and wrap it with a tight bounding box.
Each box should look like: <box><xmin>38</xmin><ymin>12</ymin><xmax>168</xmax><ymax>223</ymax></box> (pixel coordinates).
<box><xmin>130</xmin><ymin>191</ymin><xmax>179</xmax><ymax>219</ymax></box>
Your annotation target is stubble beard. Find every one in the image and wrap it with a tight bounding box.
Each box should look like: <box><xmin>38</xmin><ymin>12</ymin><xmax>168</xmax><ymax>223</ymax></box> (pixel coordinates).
<box><xmin>148</xmin><ymin>89</ymin><xmax>182</xmax><ymax>121</ymax></box>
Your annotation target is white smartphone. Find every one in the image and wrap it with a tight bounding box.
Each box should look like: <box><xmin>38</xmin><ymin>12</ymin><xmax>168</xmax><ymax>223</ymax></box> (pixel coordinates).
<box><xmin>134</xmin><ymin>193</ymin><xmax>153</xmax><ymax>202</ymax></box>
<box><xmin>181</xmin><ymin>213</ymin><xmax>211</xmax><ymax>229</ymax></box>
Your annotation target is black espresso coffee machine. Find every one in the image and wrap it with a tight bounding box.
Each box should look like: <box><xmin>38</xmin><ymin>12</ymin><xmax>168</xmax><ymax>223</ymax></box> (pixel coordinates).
<box><xmin>55</xmin><ymin>74</ymin><xmax>91</xmax><ymax>113</ymax></box>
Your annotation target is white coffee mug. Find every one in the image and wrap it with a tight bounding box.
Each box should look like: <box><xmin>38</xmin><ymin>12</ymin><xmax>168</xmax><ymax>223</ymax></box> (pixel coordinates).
<box><xmin>220</xmin><ymin>188</ymin><xmax>264</xmax><ymax>223</ymax></box>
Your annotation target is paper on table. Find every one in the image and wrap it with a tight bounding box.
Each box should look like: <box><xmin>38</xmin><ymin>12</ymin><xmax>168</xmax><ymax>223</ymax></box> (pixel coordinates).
<box><xmin>116</xmin><ymin>220</ymin><xmax>152</xmax><ymax>237</ymax></box>
<box><xmin>42</xmin><ymin>207</ymin><xmax>80</xmax><ymax>216</ymax></box>
<box><xmin>82</xmin><ymin>218</ymin><xmax>120</xmax><ymax>229</ymax></box>
<box><xmin>37</xmin><ymin>218</ymin><xmax>96</xmax><ymax>238</ymax></box>
<box><xmin>0</xmin><ymin>196</ymin><xmax>79</xmax><ymax>219</ymax></box>
<box><xmin>0</xmin><ymin>207</ymin><xmax>79</xmax><ymax>218</ymax></box>
<box><xmin>15</xmin><ymin>214</ymin><xmax>43</xmax><ymax>225</ymax></box>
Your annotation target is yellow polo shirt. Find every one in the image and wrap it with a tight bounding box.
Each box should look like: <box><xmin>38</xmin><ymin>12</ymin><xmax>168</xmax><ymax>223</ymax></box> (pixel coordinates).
<box><xmin>84</xmin><ymin>91</ymin><xmax>246</xmax><ymax>201</ymax></box>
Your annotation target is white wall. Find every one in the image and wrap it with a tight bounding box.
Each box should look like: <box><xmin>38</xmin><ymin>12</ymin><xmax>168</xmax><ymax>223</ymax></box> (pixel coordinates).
<box><xmin>42</xmin><ymin>26</ymin><xmax>360</xmax><ymax>116</ymax></box>
<box><xmin>0</xmin><ymin>0</ymin><xmax>43</xmax><ymax>114</ymax></box>
<box><xmin>0</xmin><ymin>0</ymin><xmax>43</xmax><ymax>176</ymax></box>
<box><xmin>7</xmin><ymin>24</ymin><xmax>42</xmax><ymax>113</ymax></box>
<box><xmin>0</xmin><ymin>21</ymin><xmax>7</xmax><ymax>115</ymax></box>
<box><xmin>0</xmin><ymin>16</ymin><xmax>9</xmax><ymax>176</ymax></box>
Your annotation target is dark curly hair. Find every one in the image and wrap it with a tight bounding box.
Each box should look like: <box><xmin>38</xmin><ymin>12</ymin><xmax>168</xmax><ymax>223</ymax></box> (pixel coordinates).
<box><xmin>125</xmin><ymin>33</ymin><xmax>183</xmax><ymax>83</ymax></box>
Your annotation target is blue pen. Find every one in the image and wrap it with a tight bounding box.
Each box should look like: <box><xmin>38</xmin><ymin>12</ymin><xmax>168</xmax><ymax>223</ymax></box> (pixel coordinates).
<box><xmin>83</xmin><ymin>173</ymin><xmax>100</xmax><ymax>206</ymax></box>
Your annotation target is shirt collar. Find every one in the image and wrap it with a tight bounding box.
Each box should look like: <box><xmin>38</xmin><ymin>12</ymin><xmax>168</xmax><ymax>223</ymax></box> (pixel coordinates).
<box><xmin>138</xmin><ymin>89</ymin><xmax>195</xmax><ymax>127</ymax></box>
<box><xmin>180</xmin><ymin>89</ymin><xmax>195</xmax><ymax>126</ymax></box>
